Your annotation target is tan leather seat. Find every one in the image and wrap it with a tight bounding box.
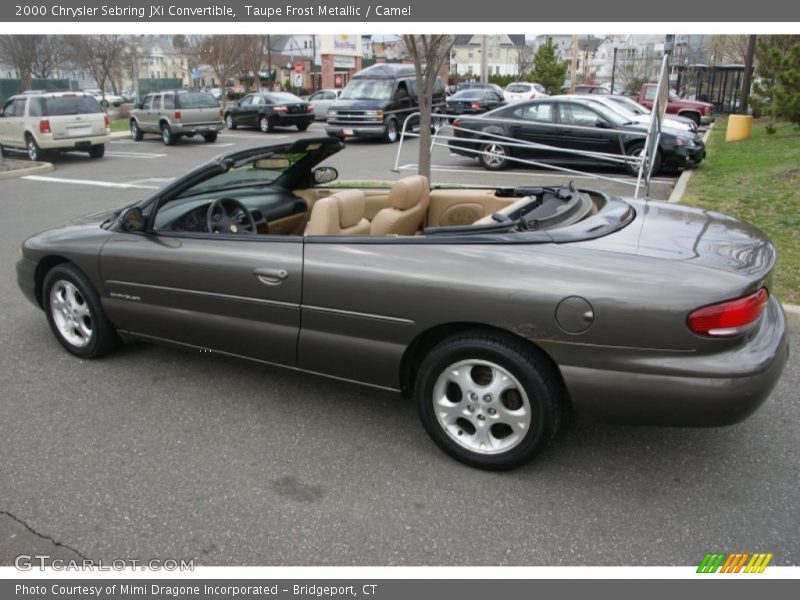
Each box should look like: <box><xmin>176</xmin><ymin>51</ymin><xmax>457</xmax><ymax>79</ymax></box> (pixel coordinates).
<box><xmin>305</xmin><ymin>190</ymin><xmax>371</xmax><ymax>236</ymax></box>
<box><xmin>370</xmin><ymin>175</ymin><xmax>430</xmax><ymax>236</ymax></box>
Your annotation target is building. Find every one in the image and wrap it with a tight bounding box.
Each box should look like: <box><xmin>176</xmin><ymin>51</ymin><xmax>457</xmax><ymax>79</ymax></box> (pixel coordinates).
<box><xmin>450</xmin><ymin>35</ymin><xmax>528</xmax><ymax>78</ymax></box>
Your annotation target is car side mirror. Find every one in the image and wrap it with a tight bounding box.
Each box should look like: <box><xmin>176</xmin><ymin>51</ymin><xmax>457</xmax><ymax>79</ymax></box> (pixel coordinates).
<box><xmin>313</xmin><ymin>166</ymin><xmax>338</xmax><ymax>185</ymax></box>
<box><xmin>120</xmin><ymin>207</ymin><xmax>146</xmax><ymax>232</ymax></box>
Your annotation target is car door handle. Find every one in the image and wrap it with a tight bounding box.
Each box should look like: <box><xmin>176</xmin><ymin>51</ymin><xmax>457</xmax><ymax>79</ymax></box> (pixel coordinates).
<box><xmin>253</xmin><ymin>267</ymin><xmax>289</xmax><ymax>285</ymax></box>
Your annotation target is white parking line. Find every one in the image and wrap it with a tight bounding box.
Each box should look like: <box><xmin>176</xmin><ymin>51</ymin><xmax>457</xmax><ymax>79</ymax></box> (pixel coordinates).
<box><xmin>22</xmin><ymin>175</ymin><xmax>160</xmax><ymax>190</ymax></box>
<box><xmin>105</xmin><ymin>151</ymin><xmax>168</xmax><ymax>158</ymax></box>
<box><xmin>214</xmin><ymin>132</ymin><xmax>289</xmax><ymax>140</ymax></box>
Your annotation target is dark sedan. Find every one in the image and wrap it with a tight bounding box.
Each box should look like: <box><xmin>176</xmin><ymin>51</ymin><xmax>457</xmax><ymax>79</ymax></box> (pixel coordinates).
<box><xmin>224</xmin><ymin>92</ymin><xmax>314</xmax><ymax>133</ymax></box>
<box><xmin>449</xmin><ymin>97</ymin><xmax>705</xmax><ymax>174</ymax></box>
<box><xmin>446</xmin><ymin>89</ymin><xmax>505</xmax><ymax>115</ymax></box>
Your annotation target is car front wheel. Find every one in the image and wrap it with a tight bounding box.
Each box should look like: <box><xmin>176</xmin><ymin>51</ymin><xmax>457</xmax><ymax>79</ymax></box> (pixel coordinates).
<box><xmin>625</xmin><ymin>143</ymin><xmax>662</xmax><ymax>176</ymax></box>
<box><xmin>382</xmin><ymin>119</ymin><xmax>399</xmax><ymax>143</ymax></box>
<box><xmin>43</xmin><ymin>263</ymin><xmax>119</xmax><ymax>359</ymax></box>
<box><xmin>415</xmin><ymin>332</ymin><xmax>562</xmax><ymax>470</ymax></box>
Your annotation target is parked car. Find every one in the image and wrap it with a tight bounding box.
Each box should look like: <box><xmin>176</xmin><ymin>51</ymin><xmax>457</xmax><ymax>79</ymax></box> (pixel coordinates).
<box><xmin>504</xmin><ymin>82</ymin><xmax>548</xmax><ymax>103</ymax></box>
<box><xmin>604</xmin><ymin>94</ymin><xmax>698</xmax><ymax>132</ymax></box>
<box><xmin>308</xmin><ymin>88</ymin><xmax>343</xmax><ymax>120</ymax></box>
<box><xmin>326</xmin><ymin>63</ymin><xmax>446</xmax><ymax>143</ymax></box>
<box><xmin>0</xmin><ymin>91</ymin><xmax>109</xmax><ymax>161</ymax></box>
<box><xmin>449</xmin><ymin>97</ymin><xmax>705</xmax><ymax>174</ymax></box>
<box><xmin>569</xmin><ymin>94</ymin><xmax>698</xmax><ymax>133</ymax></box>
<box><xmin>446</xmin><ymin>89</ymin><xmax>505</xmax><ymax>115</ymax></box>
<box><xmin>224</xmin><ymin>92</ymin><xmax>314</xmax><ymax>132</ymax></box>
<box><xmin>565</xmin><ymin>84</ymin><xmax>611</xmax><ymax>95</ymax></box>
<box><xmin>637</xmin><ymin>83</ymin><xmax>714</xmax><ymax>126</ymax></box>
<box><xmin>15</xmin><ymin>136</ymin><xmax>788</xmax><ymax>470</ymax></box>
<box><xmin>130</xmin><ymin>90</ymin><xmax>223</xmax><ymax>145</ymax></box>
<box><xmin>457</xmin><ymin>82</ymin><xmax>506</xmax><ymax>98</ymax></box>
<box><xmin>84</xmin><ymin>88</ymin><xmax>124</xmax><ymax>107</ymax></box>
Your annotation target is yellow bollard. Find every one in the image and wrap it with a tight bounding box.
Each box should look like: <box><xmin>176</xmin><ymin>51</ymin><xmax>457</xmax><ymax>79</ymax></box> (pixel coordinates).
<box><xmin>726</xmin><ymin>114</ymin><xmax>753</xmax><ymax>142</ymax></box>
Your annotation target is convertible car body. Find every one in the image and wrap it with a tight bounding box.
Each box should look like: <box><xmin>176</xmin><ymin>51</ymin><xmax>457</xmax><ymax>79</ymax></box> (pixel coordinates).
<box><xmin>17</xmin><ymin>137</ymin><xmax>789</xmax><ymax>470</ymax></box>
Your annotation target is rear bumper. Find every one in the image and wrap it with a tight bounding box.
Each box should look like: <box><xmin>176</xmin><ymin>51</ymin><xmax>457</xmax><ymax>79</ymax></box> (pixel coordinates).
<box><xmin>562</xmin><ymin>296</ymin><xmax>789</xmax><ymax>426</ymax></box>
<box><xmin>39</xmin><ymin>134</ymin><xmax>110</xmax><ymax>150</ymax></box>
<box><xmin>172</xmin><ymin>121</ymin><xmax>224</xmax><ymax>135</ymax></box>
<box><xmin>272</xmin><ymin>114</ymin><xmax>314</xmax><ymax>127</ymax></box>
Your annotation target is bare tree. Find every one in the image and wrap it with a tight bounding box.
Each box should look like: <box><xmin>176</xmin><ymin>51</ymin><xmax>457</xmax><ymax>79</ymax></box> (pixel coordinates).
<box><xmin>199</xmin><ymin>35</ymin><xmax>245</xmax><ymax>106</ymax></box>
<box><xmin>241</xmin><ymin>35</ymin><xmax>270</xmax><ymax>91</ymax></box>
<box><xmin>31</xmin><ymin>36</ymin><xmax>62</xmax><ymax>79</ymax></box>
<box><xmin>63</xmin><ymin>35</ymin><xmax>127</xmax><ymax>99</ymax></box>
<box><xmin>616</xmin><ymin>53</ymin><xmax>653</xmax><ymax>95</ymax></box>
<box><xmin>402</xmin><ymin>35</ymin><xmax>454</xmax><ymax>182</ymax></box>
<box><xmin>708</xmin><ymin>35</ymin><xmax>749</xmax><ymax>65</ymax></box>
<box><xmin>0</xmin><ymin>35</ymin><xmax>39</xmax><ymax>89</ymax></box>
<box><xmin>514</xmin><ymin>45</ymin><xmax>535</xmax><ymax>77</ymax></box>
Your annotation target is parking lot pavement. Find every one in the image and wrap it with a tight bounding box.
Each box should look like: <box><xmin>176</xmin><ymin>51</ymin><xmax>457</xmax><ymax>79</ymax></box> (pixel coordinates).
<box><xmin>5</xmin><ymin>125</ymin><xmax>794</xmax><ymax>567</ymax></box>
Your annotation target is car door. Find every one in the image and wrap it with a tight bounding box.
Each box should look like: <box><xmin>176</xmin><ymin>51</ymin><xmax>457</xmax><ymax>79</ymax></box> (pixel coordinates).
<box><xmin>555</xmin><ymin>102</ymin><xmax>618</xmax><ymax>156</ymax></box>
<box><xmin>505</xmin><ymin>102</ymin><xmax>557</xmax><ymax>159</ymax></box>
<box><xmin>0</xmin><ymin>98</ymin><xmax>20</xmax><ymax>145</ymax></box>
<box><xmin>139</xmin><ymin>95</ymin><xmax>156</xmax><ymax>132</ymax></box>
<box><xmin>99</xmin><ymin>229</ymin><xmax>304</xmax><ymax>366</ymax></box>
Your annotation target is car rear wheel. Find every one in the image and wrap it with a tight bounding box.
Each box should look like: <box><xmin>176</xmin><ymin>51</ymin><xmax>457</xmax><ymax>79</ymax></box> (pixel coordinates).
<box><xmin>43</xmin><ymin>263</ymin><xmax>119</xmax><ymax>359</ymax></box>
<box><xmin>26</xmin><ymin>134</ymin><xmax>44</xmax><ymax>161</ymax></box>
<box><xmin>479</xmin><ymin>142</ymin><xmax>509</xmax><ymax>170</ymax></box>
<box><xmin>259</xmin><ymin>115</ymin><xmax>274</xmax><ymax>133</ymax></box>
<box><xmin>415</xmin><ymin>333</ymin><xmax>562</xmax><ymax>470</ymax></box>
<box><xmin>625</xmin><ymin>142</ymin><xmax>662</xmax><ymax>176</ymax></box>
<box><xmin>130</xmin><ymin>120</ymin><xmax>143</xmax><ymax>141</ymax></box>
<box><xmin>203</xmin><ymin>131</ymin><xmax>218</xmax><ymax>143</ymax></box>
<box><xmin>161</xmin><ymin>124</ymin><xmax>176</xmax><ymax>146</ymax></box>
<box><xmin>88</xmin><ymin>144</ymin><xmax>105</xmax><ymax>159</ymax></box>
<box><xmin>382</xmin><ymin>119</ymin><xmax>399</xmax><ymax>143</ymax></box>
<box><xmin>297</xmin><ymin>122</ymin><xmax>310</xmax><ymax>131</ymax></box>
<box><xmin>225</xmin><ymin>114</ymin><xmax>236</xmax><ymax>129</ymax></box>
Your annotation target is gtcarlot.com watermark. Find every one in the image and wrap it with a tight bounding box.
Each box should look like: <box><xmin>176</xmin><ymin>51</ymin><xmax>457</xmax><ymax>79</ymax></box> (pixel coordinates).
<box><xmin>14</xmin><ymin>554</ymin><xmax>194</xmax><ymax>571</ymax></box>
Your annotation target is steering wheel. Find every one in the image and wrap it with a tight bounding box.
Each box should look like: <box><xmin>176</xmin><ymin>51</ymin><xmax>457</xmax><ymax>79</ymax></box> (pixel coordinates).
<box><xmin>206</xmin><ymin>197</ymin><xmax>257</xmax><ymax>234</ymax></box>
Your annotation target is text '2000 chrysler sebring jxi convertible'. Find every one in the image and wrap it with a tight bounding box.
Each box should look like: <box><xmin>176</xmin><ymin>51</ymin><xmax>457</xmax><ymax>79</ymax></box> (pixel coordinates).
<box><xmin>16</xmin><ymin>137</ymin><xmax>789</xmax><ymax>470</ymax></box>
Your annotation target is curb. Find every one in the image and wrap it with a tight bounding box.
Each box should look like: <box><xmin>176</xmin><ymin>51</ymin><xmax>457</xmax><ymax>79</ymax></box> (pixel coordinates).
<box><xmin>667</xmin><ymin>123</ymin><xmax>714</xmax><ymax>204</ymax></box>
<box><xmin>0</xmin><ymin>160</ymin><xmax>54</xmax><ymax>180</ymax></box>
<box><xmin>784</xmin><ymin>304</ymin><xmax>800</xmax><ymax>334</ymax></box>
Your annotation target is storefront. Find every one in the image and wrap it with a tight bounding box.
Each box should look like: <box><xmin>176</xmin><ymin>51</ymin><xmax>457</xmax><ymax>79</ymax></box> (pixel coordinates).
<box><xmin>320</xmin><ymin>35</ymin><xmax>363</xmax><ymax>89</ymax></box>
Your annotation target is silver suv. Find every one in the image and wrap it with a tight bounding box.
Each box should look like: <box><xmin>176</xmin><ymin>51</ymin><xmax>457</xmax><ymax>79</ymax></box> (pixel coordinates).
<box><xmin>0</xmin><ymin>91</ymin><xmax>110</xmax><ymax>161</ymax></box>
<box><xmin>130</xmin><ymin>90</ymin><xmax>223</xmax><ymax>145</ymax></box>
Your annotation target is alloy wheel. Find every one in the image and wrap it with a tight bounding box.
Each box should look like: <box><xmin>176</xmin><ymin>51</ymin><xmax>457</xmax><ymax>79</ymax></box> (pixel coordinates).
<box><xmin>49</xmin><ymin>280</ymin><xmax>93</xmax><ymax>348</ymax></box>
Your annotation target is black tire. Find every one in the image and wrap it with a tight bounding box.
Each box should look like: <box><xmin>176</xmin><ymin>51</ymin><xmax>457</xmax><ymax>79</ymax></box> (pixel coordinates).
<box><xmin>130</xmin><ymin>120</ymin><xmax>143</xmax><ymax>141</ymax></box>
<box><xmin>478</xmin><ymin>141</ymin><xmax>509</xmax><ymax>170</ymax></box>
<box><xmin>297</xmin><ymin>122</ymin><xmax>310</xmax><ymax>131</ymax></box>
<box><xmin>625</xmin><ymin>142</ymin><xmax>662</xmax><ymax>176</ymax></box>
<box><xmin>160</xmin><ymin>123</ymin><xmax>176</xmax><ymax>146</ymax></box>
<box><xmin>25</xmin><ymin>134</ymin><xmax>44</xmax><ymax>161</ymax></box>
<box><xmin>259</xmin><ymin>115</ymin><xmax>274</xmax><ymax>133</ymax></box>
<box><xmin>88</xmin><ymin>144</ymin><xmax>105</xmax><ymax>159</ymax></box>
<box><xmin>203</xmin><ymin>131</ymin><xmax>218</xmax><ymax>143</ymax></box>
<box><xmin>225</xmin><ymin>113</ymin><xmax>236</xmax><ymax>130</ymax></box>
<box><xmin>43</xmin><ymin>263</ymin><xmax>119</xmax><ymax>359</ymax></box>
<box><xmin>415</xmin><ymin>332</ymin><xmax>562</xmax><ymax>471</ymax></box>
<box><xmin>382</xmin><ymin>118</ymin><xmax>399</xmax><ymax>143</ymax></box>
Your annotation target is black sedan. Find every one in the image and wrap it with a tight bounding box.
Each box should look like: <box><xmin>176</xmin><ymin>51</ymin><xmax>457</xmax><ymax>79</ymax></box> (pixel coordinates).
<box><xmin>449</xmin><ymin>97</ymin><xmax>705</xmax><ymax>174</ymax></box>
<box><xmin>446</xmin><ymin>89</ymin><xmax>505</xmax><ymax>115</ymax></box>
<box><xmin>224</xmin><ymin>92</ymin><xmax>314</xmax><ymax>133</ymax></box>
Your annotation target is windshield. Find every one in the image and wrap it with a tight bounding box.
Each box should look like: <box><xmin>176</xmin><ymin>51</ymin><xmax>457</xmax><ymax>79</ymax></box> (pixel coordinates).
<box><xmin>596</xmin><ymin>99</ymin><xmax>637</xmax><ymax>118</ymax></box>
<box><xmin>612</xmin><ymin>96</ymin><xmax>648</xmax><ymax>114</ymax></box>
<box><xmin>176</xmin><ymin>92</ymin><xmax>218</xmax><ymax>108</ymax></box>
<box><xmin>340</xmin><ymin>79</ymin><xmax>394</xmax><ymax>101</ymax></box>
<box><xmin>177</xmin><ymin>151</ymin><xmax>306</xmax><ymax>198</ymax></box>
<box><xmin>45</xmin><ymin>95</ymin><xmax>103</xmax><ymax>115</ymax></box>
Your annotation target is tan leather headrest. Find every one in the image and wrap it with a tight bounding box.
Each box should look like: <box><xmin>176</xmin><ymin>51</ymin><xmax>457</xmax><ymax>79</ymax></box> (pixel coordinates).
<box><xmin>389</xmin><ymin>176</ymin><xmax>429</xmax><ymax>210</ymax></box>
<box><xmin>332</xmin><ymin>190</ymin><xmax>366</xmax><ymax>229</ymax></box>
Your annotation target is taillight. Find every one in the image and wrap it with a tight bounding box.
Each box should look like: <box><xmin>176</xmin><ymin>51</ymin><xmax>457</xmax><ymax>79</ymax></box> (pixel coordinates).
<box><xmin>39</xmin><ymin>119</ymin><xmax>51</xmax><ymax>134</ymax></box>
<box><xmin>306</xmin><ymin>105</ymin><xmax>313</xmax><ymax>112</ymax></box>
<box><xmin>173</xmin><ymin>110</ymin><xmax>181</xmax><ymax>120</ymax></box>
<box><xmin>103</xmin><ymin>115</ymin><xmax>110</xmax><ymax>129</ymax></box>
<box><xmin>453</xmin><ymin>118</ymin><xmax>461</xmax><ymax>128</ymax></box>
<box><xmin>274</xmin><ymin>106</ymin><xmax>288</xmax><ymax>113</ymax></box>
<box><xmin>687</xmin><ymin>288</ymin><xmax>769</xmax><ymax>337</ymax></box>
<box><xmin>530</xmin><ymin>92</ymin><xmax>537</xmax><ymax>99</ymax></box>
<box><xmin>471</xmin><ymin>102</ymin><xmax>481</xmax><ymax>110</ymax></box>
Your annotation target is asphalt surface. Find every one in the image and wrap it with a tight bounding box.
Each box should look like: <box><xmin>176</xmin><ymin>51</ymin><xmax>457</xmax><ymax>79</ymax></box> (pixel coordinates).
<box><xmin>1</xmin><ymin>124</ymin><xmax>797</xmax><ymax>567</ymax></box>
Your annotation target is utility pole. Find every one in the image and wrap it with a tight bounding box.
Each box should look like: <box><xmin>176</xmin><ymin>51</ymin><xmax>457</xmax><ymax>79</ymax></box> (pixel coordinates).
<box><xmin>570</xmin><ymin>34</ymin><xmax>578</xmax><ymax>93</ymax></box>
<box><xmin>739</xmin><ymin>35</ymin><xmax>756</xmax><ymax>115</ymax></box>
<box><xmin>480</xmin><ymin>35</ymin><xmax>488</xmax><ymax>83</ymax></box>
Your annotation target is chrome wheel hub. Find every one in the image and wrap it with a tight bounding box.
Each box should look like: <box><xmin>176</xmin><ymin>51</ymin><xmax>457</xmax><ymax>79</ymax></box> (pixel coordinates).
<box><xmin>432</xmin><ymin>359</ymin><xmax>531</xmax><ymax>455</ymax></box>
<box><xmin>49</xmin><ymin>280</ymin><xmax>92</xmax><ymax>348</ymax></box>
<box><xmin>484</xmin><ymin>144</ymin><xmax>505</xmax><ymax>167</ymax></box>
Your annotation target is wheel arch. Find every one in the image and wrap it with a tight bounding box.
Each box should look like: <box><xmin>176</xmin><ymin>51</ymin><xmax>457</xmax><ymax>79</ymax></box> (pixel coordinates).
<box><xmin>33</xmin><ymin>255</ymin><xmax>70</xmax><ymax>308</ymax></box>
<box><xmin>398</xmin><ymin>322</ymin><xmax>568</xmax><ymax>403</ymax></box>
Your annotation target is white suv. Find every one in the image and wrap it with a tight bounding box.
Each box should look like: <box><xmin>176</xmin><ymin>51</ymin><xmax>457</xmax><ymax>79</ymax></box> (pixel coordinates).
<box><xmin>0</xmin><ymin>91</ymin><xmax>110</xmax><ymax>161</ymax></box>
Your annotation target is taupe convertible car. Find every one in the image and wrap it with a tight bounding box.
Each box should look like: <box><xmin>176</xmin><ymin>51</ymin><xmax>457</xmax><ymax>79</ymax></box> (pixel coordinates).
<box><xmin>16</xmin><ymin>138</ymin><xmax>789</xmax><ymax>470</ymax></box>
